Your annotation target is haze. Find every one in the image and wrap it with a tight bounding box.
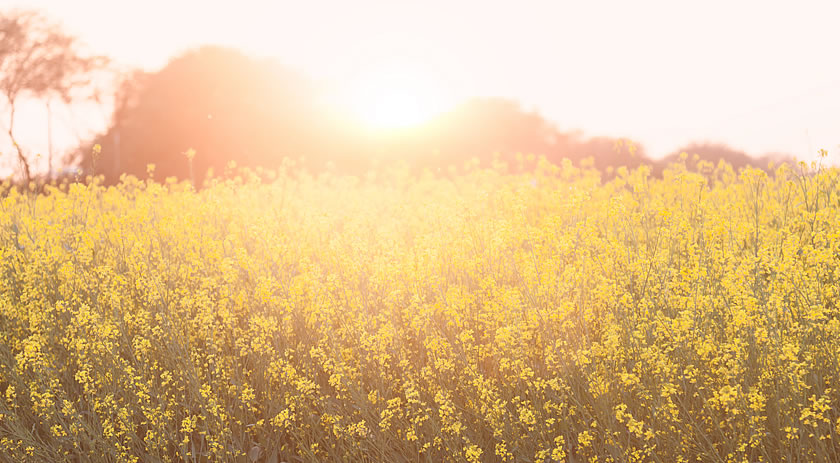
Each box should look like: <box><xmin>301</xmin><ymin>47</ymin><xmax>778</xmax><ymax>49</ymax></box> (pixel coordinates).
<box><xmin>11</xmin><ymin>0</ymin><xmax>840</xmax><ymax>163</ymax></box>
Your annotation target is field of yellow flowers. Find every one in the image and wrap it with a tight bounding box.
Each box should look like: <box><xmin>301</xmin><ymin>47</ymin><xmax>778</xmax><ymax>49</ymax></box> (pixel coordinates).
<box><xmin>1</xmin><ymin>156</ymin><xmax>839</xmax><ymax>462</ymax></box>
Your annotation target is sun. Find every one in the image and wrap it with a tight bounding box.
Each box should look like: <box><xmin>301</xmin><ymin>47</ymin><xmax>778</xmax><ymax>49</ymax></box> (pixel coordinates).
<box><xmin>337</xmin><ymin>61</ymin><xmax>451</xmax><ymax>131</ymax></box>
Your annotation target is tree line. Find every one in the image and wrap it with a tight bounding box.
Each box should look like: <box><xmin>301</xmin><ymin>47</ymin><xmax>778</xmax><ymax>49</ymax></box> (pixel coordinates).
<box><xmin>1</xmin><ymin>9</ymin><xmax>791</xmax><ymax>185</ymax></box>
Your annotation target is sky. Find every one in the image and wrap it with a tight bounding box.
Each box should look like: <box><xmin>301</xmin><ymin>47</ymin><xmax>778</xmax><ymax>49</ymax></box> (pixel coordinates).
<box><xmin>7</xmin><ymin>0</ymin><xmax>840</xmax><ymax>168</ymax></box>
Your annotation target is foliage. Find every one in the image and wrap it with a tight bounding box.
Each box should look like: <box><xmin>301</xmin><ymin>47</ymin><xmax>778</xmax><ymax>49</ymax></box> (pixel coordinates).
<box><xmin>85</xmin><ymin>47</ymin><xmax>650</xmax><ymax>182</ymax></box>
<box><xmin>0</xmin><ymin>9</ymin><xmax>109</xmax><ymax>182</ymax></box>
<box><xmin>657</xmin><ymin>143</ymin><xmax>793</xmax><ymax>176</ymax></box>
<box><xmin>1</xmin><ymin>157</ymin><xmax>839</xmax><ymax>461</ymax></box>
<box><xmin>84</xmin><ymin>46</ymin><xmax>333</xmax><ymax>183</ymax></box>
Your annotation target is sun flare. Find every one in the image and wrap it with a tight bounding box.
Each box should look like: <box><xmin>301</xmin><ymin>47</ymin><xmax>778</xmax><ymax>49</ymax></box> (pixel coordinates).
<box><xmin>338</xmin><ymin>61</ymin><xmax>451</xmax><ymax>131</ymax></box>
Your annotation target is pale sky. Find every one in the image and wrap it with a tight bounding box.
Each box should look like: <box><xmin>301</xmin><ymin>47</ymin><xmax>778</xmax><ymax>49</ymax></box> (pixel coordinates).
<box><xmin>7</xmin><ymin>0</ymin><xmax>840</xmax><ymax>169</ymax></box>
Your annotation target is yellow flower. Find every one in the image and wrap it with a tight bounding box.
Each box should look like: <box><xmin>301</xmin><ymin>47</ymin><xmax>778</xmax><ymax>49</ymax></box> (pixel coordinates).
<box><xmin>465</xmin><ymin>444</ymin><xmax>482</xmax><ymax>463</ymax></box>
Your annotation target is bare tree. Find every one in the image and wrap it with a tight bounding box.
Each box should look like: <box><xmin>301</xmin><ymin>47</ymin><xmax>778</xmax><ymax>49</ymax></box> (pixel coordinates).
<box><xmin>0</xmin><ymin>9</ymin><xmax>108</xmax><ymax>182</ymax></box>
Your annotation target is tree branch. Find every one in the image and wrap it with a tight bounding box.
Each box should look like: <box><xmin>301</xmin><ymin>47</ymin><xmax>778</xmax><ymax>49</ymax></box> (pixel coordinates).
<box><xmin>5</xmin><ymin>98</ymin><xmax>31</xmax><ymax>182</ymax></box>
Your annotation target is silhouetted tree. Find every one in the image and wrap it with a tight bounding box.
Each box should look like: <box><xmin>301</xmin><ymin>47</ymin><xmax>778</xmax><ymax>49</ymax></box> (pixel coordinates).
<box><xmin>656</xmin><ymin>142</ymin><xmax>793</xmax><ymax>175</ymax></box>
<box><xmin>561</xmin><ymin>133</ymin><xmax>649</xmax><ymax>173</ymax></box>
<box><xmin>85</xmin><ymin>46</ymin><xmax>339</xmax><ymax>183</ymax></box>
<box><xmin>86</xmin><ymin>48</ymin><xmax>652</xmax><ymax>181</ymax></box>
<box><xmin>372</xmin><ymin>97</ymin><xmax>650</xmax><ymax>174</ymax></box>
<box><xmin>0</xmin><ymin>9</ymin><xmax>108</xmax><ymax>182</ymax></box>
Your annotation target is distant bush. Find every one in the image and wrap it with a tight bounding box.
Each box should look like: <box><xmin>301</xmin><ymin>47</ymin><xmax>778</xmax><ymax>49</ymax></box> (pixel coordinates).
<box><xmin>654</xmin><ymin>142</ymin><xmax>794</xmax><ymax>176</ymax></box>
<box><xmin>80</xmin><ymin>47</ymin><xmax>653</xmax><ymax>182</ymax></box>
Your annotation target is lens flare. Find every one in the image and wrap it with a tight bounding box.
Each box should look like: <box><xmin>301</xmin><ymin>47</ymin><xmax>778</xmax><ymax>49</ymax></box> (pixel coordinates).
<box><xmin>338</xmin><ymin>61</ymin><xmax>451</xmax><ymax>131</ymax></box>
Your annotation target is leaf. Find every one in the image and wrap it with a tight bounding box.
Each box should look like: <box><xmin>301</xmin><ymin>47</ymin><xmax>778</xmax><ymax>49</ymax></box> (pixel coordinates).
<box><xmin>248</xmin><ymin>445</ymin><xmax>262</xmax><ymax>462</ymax></box>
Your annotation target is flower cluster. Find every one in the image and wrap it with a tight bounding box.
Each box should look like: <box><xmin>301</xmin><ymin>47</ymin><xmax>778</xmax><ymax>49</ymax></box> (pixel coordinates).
<box><xmin>0</xmin><ymin>156</ymin><xmax>839</xmax><ymax>461</ymax></box>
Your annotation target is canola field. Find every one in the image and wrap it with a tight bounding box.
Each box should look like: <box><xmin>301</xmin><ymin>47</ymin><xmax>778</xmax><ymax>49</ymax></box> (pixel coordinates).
<box><xmin>1</xmin><ymin>158</ymin><xmax>839</xmax><ymax>462</ymax></box>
